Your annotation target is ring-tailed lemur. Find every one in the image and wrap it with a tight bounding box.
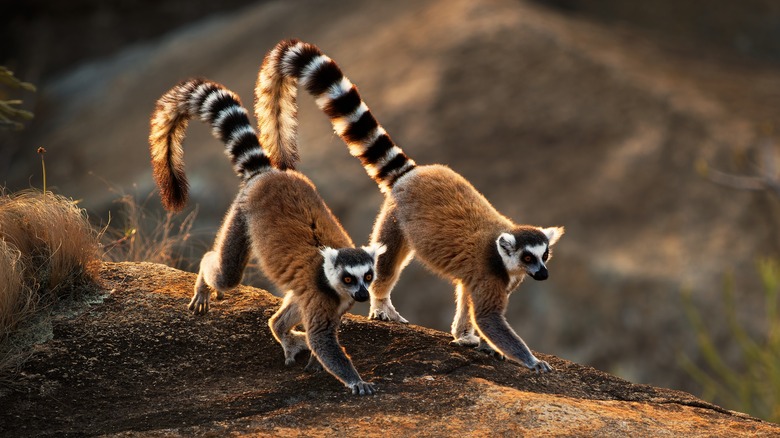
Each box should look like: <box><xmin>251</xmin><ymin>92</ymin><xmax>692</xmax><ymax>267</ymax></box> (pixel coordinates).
<box><xmin>149</xmin><ymin>78</ymin><xmax>385</xmax><ymax>394</ymax></box>
<box><xmin>255</xmin><ymin>40</ymin><xmax>564</xmax><ymax>373</ymax></box>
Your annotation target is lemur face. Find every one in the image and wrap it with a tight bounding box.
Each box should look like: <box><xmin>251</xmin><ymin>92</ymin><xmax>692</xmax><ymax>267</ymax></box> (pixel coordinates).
<box><xmin>321</xmin><ymin>244</ymin><xmax>386</xmax><ymax>302</ymax></box>
<box><xmin>497</xmin><ymin>227</ymin><xmax>564</xmax><ymax>281</ymax></box>
<box><xmin>520</xmin><ymin>244</ymin><xmax>550</xmax><ymax>281</ymax></box>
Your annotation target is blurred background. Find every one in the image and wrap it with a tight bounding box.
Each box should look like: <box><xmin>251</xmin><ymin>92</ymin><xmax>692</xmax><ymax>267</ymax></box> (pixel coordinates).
<box><xmin>2</xmin><ymin>0</ymin><xmax>780</xmax><ymax>416</ymax></box>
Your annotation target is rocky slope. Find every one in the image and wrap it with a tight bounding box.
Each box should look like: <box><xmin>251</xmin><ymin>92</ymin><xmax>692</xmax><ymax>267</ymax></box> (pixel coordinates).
<box><xmin>1</xmin><ymin>262</ymin><xmax>777</xmax><ymax>436</ymax></box>
<box><xmin>4</xmin><ymin>0</ymin><xmax>780</xmax><ymax>396</ymax></box>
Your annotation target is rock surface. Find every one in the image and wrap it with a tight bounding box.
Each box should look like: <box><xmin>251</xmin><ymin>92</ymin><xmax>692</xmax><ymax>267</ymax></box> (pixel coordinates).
<box><xmin>0</xmin><ymin>262</ymin><xmax>777</xmax><ymax>436</ymax></box>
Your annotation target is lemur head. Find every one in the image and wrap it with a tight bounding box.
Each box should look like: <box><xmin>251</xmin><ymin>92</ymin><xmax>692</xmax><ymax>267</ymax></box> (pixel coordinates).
<box><xmin>320</xmin><ymin>244</ymin><xmax>387</xmax><ymax>302</ymax></box>
<box><xmin>497</xmin><ymin>226</ymin><xmax>564</xmax><ymax>281</ymax></box>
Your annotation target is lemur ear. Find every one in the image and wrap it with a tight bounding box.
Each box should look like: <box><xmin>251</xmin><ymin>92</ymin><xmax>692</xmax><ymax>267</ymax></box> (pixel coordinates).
<box><xmin>542</xmin><ymin>226</ymin><xmax>565</xmax><ymax>246</ymax></box>
<box><xmin>362</xmin><ymin>243</ymin><xmax>387</xmax><ymax>262</ymax></box>
<box><xmin>497</xmin><ymin>233</ymin><xmax>517</xmax><ymax>255</ymax></box>
<box><xmin>319</xmin><ymin>247</ymin><xmax>339</xmax><ymax>267</ymax></box>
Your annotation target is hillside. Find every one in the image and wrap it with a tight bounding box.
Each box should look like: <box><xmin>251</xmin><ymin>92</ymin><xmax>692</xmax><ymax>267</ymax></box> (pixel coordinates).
<box><xmin>4</xmin><ymin>0</ymin><xmax>780</xmax><ymax>397</ymax></box>
<box><xmin>1</xmin><ymin>262</ymin><xmax>777</xmax><ymax>436</ymax></box>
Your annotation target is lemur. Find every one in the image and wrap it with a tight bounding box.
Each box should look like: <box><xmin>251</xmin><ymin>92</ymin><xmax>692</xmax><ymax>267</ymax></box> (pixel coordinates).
<box><xmin>255</xmin><ymin>40</ymin><xmax>564</xmax><ymax>373</ymax></box>
<box><xmin>149</xmin><ymin>78</ymin><xmax>384</xmax><ymax>394</ymax></box>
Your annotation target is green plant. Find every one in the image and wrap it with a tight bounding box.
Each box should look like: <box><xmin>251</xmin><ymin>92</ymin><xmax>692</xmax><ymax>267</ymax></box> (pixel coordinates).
<box><xmin>681</xmin><ymin>259</ymin><xmax>780</xmax><ymax>422</ymax></box>
<box><xmin>0</xmin><ymin>66</ymin><xmax>35</xmax><ymax>130</ymax></box>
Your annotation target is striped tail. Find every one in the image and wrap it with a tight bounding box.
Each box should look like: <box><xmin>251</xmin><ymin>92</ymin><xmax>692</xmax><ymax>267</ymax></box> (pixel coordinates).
<box><xmin>149</xmin><ymin>78</ymin><xmax>273</xmax><ymax>211</ymax></box>
<box><xmin>256</xmin><ymin>39</ymin><xmax>416</xmax><ymax>193</ymax></box>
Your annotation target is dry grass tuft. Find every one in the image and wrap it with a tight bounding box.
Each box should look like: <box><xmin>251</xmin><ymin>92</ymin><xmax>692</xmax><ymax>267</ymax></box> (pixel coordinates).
<box><xmin>102</xmin><ymin>193</ymin><xmax>200</xmax><ymax>269</ymax></box>
<box><xmin>0</xmin><ymin>239</ymin><xmax>26</xmax><ymax>336</ymax></box>
<box><xmin>0</xmin><ymin>189</ymin><xmax>99</xmax><ymax>370</ymax></box>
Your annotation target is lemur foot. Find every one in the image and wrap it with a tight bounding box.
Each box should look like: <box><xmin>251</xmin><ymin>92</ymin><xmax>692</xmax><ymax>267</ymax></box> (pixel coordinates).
<box><xmin>283</xmin><ymin>345</ymin><xmax>310</xmax><ymax>366</ymax></box>
<box><xmin>368</xmin><ymin>299</ymin><xmax>409</xmax><ymax>324</ymax></box>
<box><xmin>304</xmin><ymin>354</ymin><xmax>324</xmax><ymax>373</ymax></box>
<box><xmin>188</xmin><ymin>292</ymin><xmax>210</xmax><ymax>315</ymax></box>
<box><xmin>282</xmin><ymin>333</ymin><xmax>309</xmax><ymax>366</ymax></box>
<box><xmin>450</xmin><ymin>333</ymin><xmax>481</xmax><ymax>348</ymax></box>
<box><xmin>477</xmin><ymin>342</ymin><xmax>506</xmax><ymax>361</ymax></box>
<box><xmin>349</xmin><ymin>381</ymin><xmax>376</xmax><ymax>396</ymax></box>
<box><xmin>527</xmin><ymin>358</ymin><xmax>553</xmax><ymax>374</ymax></box>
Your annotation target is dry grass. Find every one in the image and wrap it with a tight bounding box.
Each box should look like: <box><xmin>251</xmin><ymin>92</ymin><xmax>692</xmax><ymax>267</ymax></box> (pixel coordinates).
<box><xmin>102</xmin><ymin>192</ymin><xmax>200</xmax><ymax>269</ymax></box>
<box><xmin>0</xmin><ymin>239</ymin><xmax>26</xmax><ymax>336</ymax></box>
<box><xmin>0</xmin><ymin>189</ymin><xmax>99</xmax><ymax>371</ymax></box>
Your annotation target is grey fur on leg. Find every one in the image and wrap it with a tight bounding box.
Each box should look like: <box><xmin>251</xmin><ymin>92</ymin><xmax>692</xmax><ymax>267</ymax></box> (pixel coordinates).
<box><xmin>306</xmin><ymin>320</ymin><xmax>376</xmax><ymax>395</ymax></box>
<box><xmin>463</xmin><ymin>282</ymin><xmax>551</xmax><ymax>372</ymax></box>
<box><xmin>305</xmin><ymin>353</ymin><xmax>323</xmax><ymax>373</ymax></box>
<box><xmin>473</xmin><ymin>311</ymin><xmax>551</xmax><ymax>373</ymax></box>
<box><xmin>476</xmin><ymin>340</ymin><xmax>506</xmax><ymax>360</ymax></box>
<box><xmin>449</xmin><ymin>283</ymin><xmax>504</xmax><ymax>359</ymax></box>
<box><xmin>188</xmin><ymin>201</ymin><xmax>250</xmax><ymax>315</ymax></box>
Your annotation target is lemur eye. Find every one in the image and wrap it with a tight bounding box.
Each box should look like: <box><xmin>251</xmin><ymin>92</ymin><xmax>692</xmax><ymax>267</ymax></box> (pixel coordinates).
<box><xmin>542</xmin><ymin>250</ymin><xmax>549</xmax><ymax>262</ymax></box>
<box><xmin>342</xmin><ymin>275</ymin><xmax>353</xmax><ymax>284</ymax></box>
<box><xmin>522</xmin><ymin>254</ymin><xmax>534</xmax><ymax>264</ymax></box>
<box><xmin>364</xmin><ymin>273</ymin><xmax>373</xmax><ymax>282</ymax></box>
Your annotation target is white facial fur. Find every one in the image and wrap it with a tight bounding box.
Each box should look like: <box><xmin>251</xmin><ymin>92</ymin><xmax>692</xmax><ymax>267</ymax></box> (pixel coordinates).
<box><xmin>497</xmin><ymin>233</ymin><xmax>520</xmax><ymax>273</ymax></box>
<box><xmin>523</xmin><ymin>243</ymin><xmax>548</xmax><ymax>275</ymax></box>
<box><xmin>319</xmin><ymin>246</ymin><xmax>379</xmax><ymax>299</ymax></box>
<box><xmin>320</xmin><ymin>247</ymin><xmax>343</xmax><ymax>293</ymax></box>
<box><xmin>525</xmin><ymin>243</ymin><xmax>547</xmax><ymax>261</ymax></box>
<box><xmin>497</xmin><ymin>234</ymin><xmax>550</xmax><ymax>275</ymax></box>
<box><xmin>344</xmin><ymin>264</ymin><xmax>373</xmax><ymax>281</ymax></box>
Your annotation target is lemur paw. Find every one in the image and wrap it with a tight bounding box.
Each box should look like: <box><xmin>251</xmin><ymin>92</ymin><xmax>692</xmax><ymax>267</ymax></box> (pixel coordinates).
<box><xmin>284</xmin><ymin>350</ymin><xmax>309</xmax><ymax>366</ymax></box>
<box><xmin>188</xmin><ymin>292</ymin><xmax>210</xmax><ymax>315</ymax></box>
<box><xmin>282</xmin><ymin>334</ymin><xmax>309</xmax><ymax>365</ymax></box>
<box><xmin>368</xmin><ymin>299</ymin><xmax>409</xmax><ymax>324</ymax></box>
<box><xmin>450</xmin><ymin>334</ymin><xmax>481</xmax><ymax>348</ymax></box>
<box><xmin>304</xmin><ymin>355</ymin><xmax>324</xmax><ymax>373</ymax></box>
<box><xmin>349</xmin><ymin>381</ymin><xmax>376</xmax><ymax>396</ymax></box>
<box><xmin>528</xmin><ymin>359</ymin><xmax>553</xmax><ymax>374</ymax></box>
<box><xmin>476</xmin><ymin>342</ymin><xmax>505</xmax><ymax>361</ymax></box>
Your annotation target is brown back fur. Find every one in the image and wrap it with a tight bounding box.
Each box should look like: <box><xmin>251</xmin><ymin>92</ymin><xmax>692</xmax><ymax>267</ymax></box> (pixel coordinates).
<box><xmin>245</xmin><ymin>171</ymin><xmax>352</xmax><ymax>293</ymax></box>
<box><xmin>392</xmin><ymin>165</ymin><xmax>515</xmax><ymax>282</ymax></box>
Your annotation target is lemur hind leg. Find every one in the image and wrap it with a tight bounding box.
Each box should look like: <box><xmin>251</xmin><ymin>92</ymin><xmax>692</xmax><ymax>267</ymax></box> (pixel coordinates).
<box><xmin>269</xmin><ymin>292</ymin><xmax>309</xmax><ymax>365</ymax></box>
<box><xmin>189</xmin><ymin>200</ymin><xmax>250</xmax><ymax>315</ymax></box>
<box><xmin>450</xmin><ymin>281</ymin><xmax>480</xmax><ymax>347</ymax></box>
<box><xmin>368</xmin><ymin>199</ymin><xmax>413</xmax><ymax>323</ymax></box>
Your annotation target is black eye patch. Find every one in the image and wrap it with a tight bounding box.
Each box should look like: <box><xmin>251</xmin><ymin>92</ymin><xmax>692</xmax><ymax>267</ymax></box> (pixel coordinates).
<box><xmin>521</xmin><ymin>252</ymin><xmax>536</xmax><ymax>264</ymax></box>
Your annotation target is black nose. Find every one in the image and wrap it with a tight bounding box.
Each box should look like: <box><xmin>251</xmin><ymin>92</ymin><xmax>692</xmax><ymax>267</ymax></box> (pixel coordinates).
<box><xmin>531</xmin><ymin>267</ymin><xmax>548</xmax><ymax>281</ymax></box>
<box><xmin>354</xmin><ymin>286</ymin><xmax>369</xmax><ymax>302</ymax></box>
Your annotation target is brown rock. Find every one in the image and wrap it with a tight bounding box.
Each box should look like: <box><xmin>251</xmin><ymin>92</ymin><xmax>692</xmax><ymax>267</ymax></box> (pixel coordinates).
<box><xmin>0</xmin><ymin>261</ymin><xmax>776</xmax><ymax>436</ymax></box>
